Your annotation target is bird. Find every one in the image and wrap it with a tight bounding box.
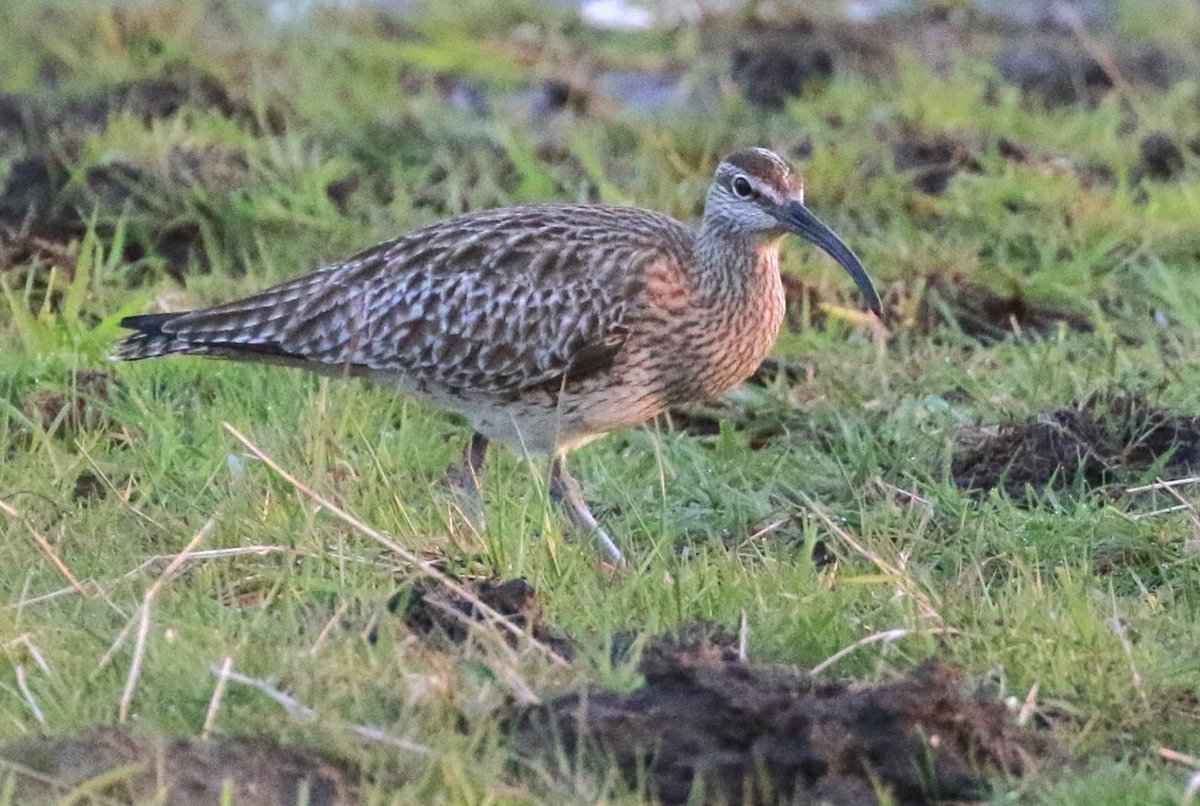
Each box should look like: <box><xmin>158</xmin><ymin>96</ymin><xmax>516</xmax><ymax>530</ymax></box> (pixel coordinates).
<box><xmin>113</xmin><ymin>147</ymin><xmax>881</xmax><ymax>565</ymax></box>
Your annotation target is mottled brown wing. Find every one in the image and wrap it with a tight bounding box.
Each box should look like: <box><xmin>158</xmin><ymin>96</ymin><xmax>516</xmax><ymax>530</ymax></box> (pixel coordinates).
<box><xmin>118</xmin><ymin>205</ymin><xmax>694</xmax><ymax>395</ymax></box>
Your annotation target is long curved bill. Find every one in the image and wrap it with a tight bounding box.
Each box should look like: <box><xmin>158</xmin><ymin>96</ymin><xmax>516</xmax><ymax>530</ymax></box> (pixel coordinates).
<box><xmin>770</xmin><ymin>201</ymin><xmax>882</xmax><ymax>316</ymax></box>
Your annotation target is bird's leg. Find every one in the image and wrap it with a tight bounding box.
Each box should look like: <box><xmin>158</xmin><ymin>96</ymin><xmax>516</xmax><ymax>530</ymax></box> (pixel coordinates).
<box><xmin>460</xmin><ymin>432</ymin><xmax>489</xmax><ymax>493</ymax></box>
<box><xmin>443</xmin><ymin>432</ymin><xmax>489</xmax><ymax>526</ymax></box>
<box><xmin>548</xmin><ymin>457</ymin><xmax>625</xmax><ymax>566</ymax></box>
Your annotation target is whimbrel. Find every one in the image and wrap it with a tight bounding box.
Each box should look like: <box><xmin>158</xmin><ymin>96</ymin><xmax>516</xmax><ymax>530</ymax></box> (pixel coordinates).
<box><xmin>114</xmin><ymin>147</ymin><xmax>881</xmax><ymax>564</ymax></box>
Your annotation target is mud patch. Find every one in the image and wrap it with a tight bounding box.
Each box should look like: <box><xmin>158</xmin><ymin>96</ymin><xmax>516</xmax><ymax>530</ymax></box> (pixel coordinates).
<box><xmin>0</xmin><ymin>146</ymin><xmax>246</xmax><ymax>279</ymax></box>
<box><xmin>724</xmin><ymin>18</ymin><xmax>894</xmax><ymax>110</ymax></box>
<box><xmin>72</xmin><ymin>469</ymin><xmax>107</xmax><ymax>502</ymax></box>
<box><xmin>916</xmin><ymin>274</ymin><xmax>1092</xmax><ymax>344</ymax></box>
<box><xmin>0</xmin><ymin>727</ymin><xmax>354</xmax><ymax>805</ymax></box>
<box><xmin>952</xmin><ymin>393</ymin><xmax>1200</xmax><ymax>499</ymax></box>
<box><xmin>390</xmin><ymin>577</ymin><xmax>575</xmax><ymax>658</ymax></box>
<box><xmin>892</xmin><ymin>132</ymin><xmax>979</xmax><ymax>195</ymax></box>
<box><xmin>0</xmin><ymin>66</ymin><xmax>279</xmax><ymax>143</ymax></box>
<box><xmin>511</xmin><ymin>634</ymin><xmax>1050</xmax><ymax>805</ymax></box>
<box><xmin>0</xmin><ymin>66</ymin><xmax>270</xmax><ymax>279</ymax></box>
<box><xmin>995</xmin><ymin>39</ymin><xmax>1186</xmax><ymax>107</ymax></box>
<box><xmin>995</xmin><ymin>39</ymin><xmax>1114</xmax><ymax>106</ymax></box>
<box><xmin>1136</xmin><ymin>132</ymin><xmax>1186</xmax><ymax>182</ymax></box>
<box><xmin>0</xmin><ymin>227</ymin><xmax>78</xmax><ymax>275</ymax></box>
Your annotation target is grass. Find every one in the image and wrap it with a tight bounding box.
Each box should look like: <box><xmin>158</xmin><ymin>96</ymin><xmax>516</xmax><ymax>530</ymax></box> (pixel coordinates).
<box><xmin>2</xmin><ymin>0</ymin><xmax>1200</xmax><ymax>802</ymax></box>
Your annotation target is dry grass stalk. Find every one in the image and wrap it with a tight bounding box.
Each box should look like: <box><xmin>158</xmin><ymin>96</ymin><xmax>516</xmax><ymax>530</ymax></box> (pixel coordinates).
<box><xmin>15</xmin><ymin>665</ymin><xmax>46</xmax><ymax>725</ymax></box>
<box><xmin>0</xmin><ymin>498</ymin><xmax>87</xmax><ymax>596</ymax></box>
<box><xmin>115</xmin><ymin>518</ymin><xmax>216</xmax><ymax>720</ymax></box>
<box><xmin>211</xmin><ymin>663</ymin><xmax>431</xmax><ymax>755</ymax></box>
<box><xmin>202</xmin><ymin>655</ymin><xmax>235</xmax><ymax>739</ymax></box>
<box><xmin>308</xmin><ymin>600</ymin><xmax>351</xmax><ymax>657</ymax></box>
<box><xmin>7</xmin><ymin>546</ymin><xmax>291</xmax><ymax>613</ymax></box>
<box><xmin>811</xmin><ymin>627</ymin><xmax>957</xmax><ymax>676</ymax></box>
<box><xmin>1108</xmin><ymin>616</ymin><xmax>1147</xmax><ymax>707</ymax></box>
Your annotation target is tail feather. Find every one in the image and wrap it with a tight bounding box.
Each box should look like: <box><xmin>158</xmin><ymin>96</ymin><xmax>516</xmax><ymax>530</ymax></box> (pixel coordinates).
<box><xmin>111</xmin><ymin>311</ymin><xmax>292</xmax><ymax>362</ymax></box>
<box><xmin>111</xmin><ymin>268</ymin><xmax>343</xmax><ymax>363</ymax></box>
<box><xmin>111</xmin><ymin>313</ymin><xmax>190</xmax><ymax>360</ymax></box>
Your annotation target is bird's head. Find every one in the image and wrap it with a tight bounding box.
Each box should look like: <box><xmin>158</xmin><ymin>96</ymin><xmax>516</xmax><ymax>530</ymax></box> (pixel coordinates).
<box><xmin>705</xmin><ymin>147</ymin><xmax>881</xmax><ymax>316</ymax></box>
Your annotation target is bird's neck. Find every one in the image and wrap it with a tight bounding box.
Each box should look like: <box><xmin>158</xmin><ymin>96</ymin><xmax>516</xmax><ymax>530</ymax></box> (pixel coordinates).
<box><xmin>693</xmin><ymin>227</ymin><xmax>785</xmax><ymax>307</ymax></box>
<box><xmin>671</xmin><ymin>226</ymin><xmax>786</xmax><ymax>399</ymax></box>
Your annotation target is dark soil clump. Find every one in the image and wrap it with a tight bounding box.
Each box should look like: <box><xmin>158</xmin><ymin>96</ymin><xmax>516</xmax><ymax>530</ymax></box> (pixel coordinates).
<box><xmin>0</xmin><ymin>66</ymin><xmax>279</xmax><ymax>143</ymax></box>
<box><xmin>0</xmin><ymin>727</ymin><xmax>355</xmax><ymax>805</ymax></box>
<box><xmin>995</xmin><ymin>39</ymin><xmax>1188</xmax><ymax>107</ymax></box>
<box><xmin>732</xmin><ymin>40</ymin><xmax>833</xmax><ymax>111</ymax></box>
<box><xmin>72</xmin><ymin>469</ymin><xmax>107</xmax><ymax>502</ymax></box>
<box><xmin>0</xmin><ymin>67</ymin><xmax>270</xmax><ymax>279</ymax></box>
<box><xmin>726</xmin><ymin>19</ymin><xmax>893</xmax><ymax>110</ymax></box>
<box><xmin>1137</xmin><ymin>132</ymin><xmax>1185</xmax><ymax>181</ymax></box>
<box><xmin>511</xmin><ymin>635</ymin><xmax>1051</xmax><ymax>805</ymax></box>
<box><xmin>952</xmin><ymin>393</ymin><xmax>1200</xmax><ymax>499</ymax></box>
<box><xmin>0</xmin><ymin>152</ymin><xmax>213</xmax><ymax>278</ymax></box>
<box><xmin>893</xmin><ymin>133</ymin><xmax>977</xmax><ymax>195</ymax></box>
<box><xmin>391</xmin><ymin>577</ymin><xmax>575</xmax><ymax>658</ymax></box>
<box><xmin>995</xmin><ymin>40</ymin><xmax>1113</xmax><ymax>106</ymax></box>
<box><xmin>917</xmin><ymin>274</ymin><xmax>1092</xmax><ymax>344</ymax></box>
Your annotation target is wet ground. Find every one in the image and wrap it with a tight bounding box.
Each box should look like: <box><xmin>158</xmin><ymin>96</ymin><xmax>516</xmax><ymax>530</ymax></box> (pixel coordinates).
<box><xmin>0</xmin><ymin>727</ymin><xmax>355</xmax><ymax>805</ymax></box>
<box><xmin>952</xmin><ymin>393</ymin><xmax>1200</xmax><ymax>499</ymax></box>
<box><xmin>510</xmin><ymin>629</ymin><xmax>1053</xmax><ymax>805</ymax></box>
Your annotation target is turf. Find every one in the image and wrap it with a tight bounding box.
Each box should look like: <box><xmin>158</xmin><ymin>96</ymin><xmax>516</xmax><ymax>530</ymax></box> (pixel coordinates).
<box><xmin>1</xmin><ymin>0</ymin><xmax>1199</xmax><ymax>802</ymax></box>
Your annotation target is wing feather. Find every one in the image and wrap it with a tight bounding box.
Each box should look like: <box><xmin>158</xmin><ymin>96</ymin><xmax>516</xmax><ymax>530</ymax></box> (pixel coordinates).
<box><xmin>116</xmin><ymin>205</ymin><xmax>694</xmax><ymax>394</ymax></box>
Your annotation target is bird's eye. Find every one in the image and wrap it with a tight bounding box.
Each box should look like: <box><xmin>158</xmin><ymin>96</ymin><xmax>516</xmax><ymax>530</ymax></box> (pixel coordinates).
<box><xmin>731</xmin><ymin>175</ymin><xmax>754</xmax><ymax>199</ymax></box>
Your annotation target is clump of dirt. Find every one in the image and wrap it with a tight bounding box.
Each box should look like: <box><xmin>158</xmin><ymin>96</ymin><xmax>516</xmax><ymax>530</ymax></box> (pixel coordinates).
<box><xmin>0</xmin><ymin>66</ymin><xmax>281</xmax><ymax>144</ymax></box>
<box><xmin>997</xmin><ymin>137</ymin><xmax>1029</xmax><ymax>162</ymax></box>
<box><xmin>72</xmin><ymin>469</ymin><xmax>107</xmax><ymax>502</ymax></box>
<box><xmin>0</xmin><ymin>145</ymin><xmax>246</xmax><ymax>278</ymax></box>
<box><xmin>951</xmin><ymin>393</ymin><xmax>1200</xmax><ymax>499</ymax></box>
<box><xmin>1136</xmin><ymin>132</ymin><xmax>1185</xmax><ymax>182</ymax></box>
<box><xmin>892</xmin><ymin>133</ymin><xmax>978</xmax><ymax>195</ymax></box>
<box><xmin>731</xmin><ymin>39</ymin><xmax>832</xmax><ymax>111</ymax></box>
<box><xmin>0</xmin><ymin>67</ymin><xmax>278</xmax><ymax>279</ymax></box>
<box><xmin>916</xmin><ymin>274</ymin><xmax>1092</xmax><ymax>344</ymax></box>
<box><xmin>510</xmin><ymin>633</ymin><xmax>1052</xmax><ymax>805</ymax></box>
<box><xmin>538</xmin><ymin>79</ymin><xmax>592</xmax><ymax>116</ymax></box>
<box><xmin>995</xmin><ymin>40</ymin><xmax>1114</xmax><ymax>106</ymax></box>
<box><xmin>1074</xmin><ymin>157</ymin><xmax>1118</xmax><ymax>190</ymax></box>
<box><xmin>724</xmin><ymin>17</ymin><xmax>894</xmax><ymax>110</ymax></box>
<box><xmin>0</xmin><ymin>727</ymin><xmax>354</xmax><ymax>805</ymax></box>
<box><xmin>0</xmin><ymin>227</ymin><xmax>78</xmax><ymax>275</ymax></box>
<box><xmin>0</xmin><ymin>156</ymin><xmax>72</xmax><ymax>244</ymax></box>
<box><xmin>390</xmin><ymin>577</ymin><xmax>575</xmax><ymax>658</ymax></box>
<box><xmin>610</xmin><ymin>621</ymin><xmax>741</xmax><ymax>669</ymax></box>
<box><xmin>995</xmin><ymin>38</ymin><xmax>1187</xmax><ymax>107</ymax></box>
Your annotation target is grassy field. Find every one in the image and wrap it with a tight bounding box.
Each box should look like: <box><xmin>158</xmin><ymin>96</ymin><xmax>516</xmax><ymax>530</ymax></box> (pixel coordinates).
<box><xmin>2</xmin><ymin>0</ymin><xmax>1200</xmax><ymax>802</ymax></box>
